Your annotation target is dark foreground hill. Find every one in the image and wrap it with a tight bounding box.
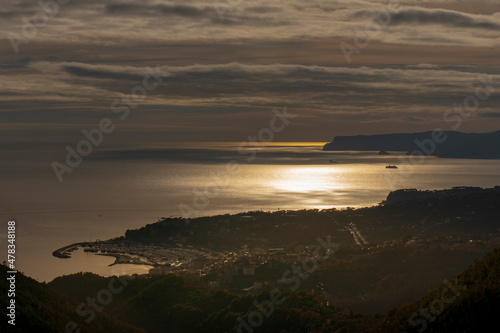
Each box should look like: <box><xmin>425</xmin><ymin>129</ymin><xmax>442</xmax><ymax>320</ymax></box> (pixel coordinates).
<box><xmin>323</xmin><ymin>130</ymin><xmax>500</xmax><ymax>159</ymax></box>
<box><xmin>378</xmin><ymin>248</ymin><xmax>500</xmax><ymax>332</ymax></box>
<box><xmin>0</xmin><ymin>265</ymin><xmax>145</xmax><ymax>333</ymax></box>
<box><xmin>48</xmin><ymin>273</ymin><xmax>363</xmax><ymax>333</ymax></box>
<box><xmin>3</xmin><ymin>247</ymin><xmax>499</xmax><ymax>332</ymax></box>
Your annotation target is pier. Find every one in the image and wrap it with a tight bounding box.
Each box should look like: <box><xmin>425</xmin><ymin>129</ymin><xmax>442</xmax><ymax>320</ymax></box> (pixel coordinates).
<box><xmin>52</xmin><ymin>242</ymin><xmax>90</xmax><ymax>259</ymax></box>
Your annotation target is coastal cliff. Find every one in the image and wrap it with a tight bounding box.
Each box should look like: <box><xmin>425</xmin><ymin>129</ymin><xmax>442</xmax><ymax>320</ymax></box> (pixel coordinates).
<box><xmin>323</xmin><ymin>130</ymin><xmax>500</xmax><ymax>159</ymax></box>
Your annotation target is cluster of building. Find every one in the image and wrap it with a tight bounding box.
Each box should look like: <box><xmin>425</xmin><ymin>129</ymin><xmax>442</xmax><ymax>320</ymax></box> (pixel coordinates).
<box><xmin>83</xmin><ymin>240</ymin><xmax>223</xmax><ymax>267</ymax></box>
<box><xmin>144</xmin><ymin>242</ymin><xmax>334</xmax><ymax>293</ymax></box>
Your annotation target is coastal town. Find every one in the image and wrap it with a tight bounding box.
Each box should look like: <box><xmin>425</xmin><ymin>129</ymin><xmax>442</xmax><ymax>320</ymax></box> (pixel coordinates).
<box><xmin>53</xmin><ymin>219</ymin><xmax>500</xmax><ymax>294</ymax></box>
<box><xmin>53</xmin><ymin>236</ymin><xmax>339</xmax><ymax>280</ymax></box>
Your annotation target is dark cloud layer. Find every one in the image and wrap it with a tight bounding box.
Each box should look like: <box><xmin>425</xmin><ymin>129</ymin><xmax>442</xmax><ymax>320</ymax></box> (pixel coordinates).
<box><xmin>106</xmin><ymin>4</ymin><xmax>207</xmax><ymax>17</ymax></box>
<box><xmin>1</xmin><ymin>0</ymin><xmax>500</xmax><ymax>148</ymax></box>
<box><xmin>388</xmin><ymin>8</ymin><xmax>500</xmax><ymax>30</ymax></box>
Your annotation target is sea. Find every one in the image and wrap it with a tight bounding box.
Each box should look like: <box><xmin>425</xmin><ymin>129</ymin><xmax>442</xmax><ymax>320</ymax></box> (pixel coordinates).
<box><xmin>2</xmin><ymin>142</ymin><xmax>500</xmax><ymax>281</ymax></box>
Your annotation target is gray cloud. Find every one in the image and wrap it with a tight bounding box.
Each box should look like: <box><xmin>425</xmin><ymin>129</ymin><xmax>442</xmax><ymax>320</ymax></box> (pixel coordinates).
<box><xmin>480</xmin><ymin>112</ymin><xmax>500</xmax><ymax>118</ymax></box>
<box><xmin>64</xmin><ymin>65</ymin><xmax>146</xmax><ymax>81</ymax></box>
<box><xmin>106</xmin><ymin>4</ymin><xmax>206</xmax><ymax>17</ymax></box>
<box><xmin>359</xmin><ymin>8</ymin><xmax>500</xmax><ymax>30</ymax></box>
<box><xmin>1</xmin><ymin>0</ymin><xmax>499</xmax><ymax>47</ymax></box>
<box><xmin>3</xmin><ymin>61</ymin><xmax>496</xmax><ymax>117</ymax></box>
<box><xmin>245</xmin><ymin>6</ymin><xmax>284</xmax><ymax>14</ymax></box>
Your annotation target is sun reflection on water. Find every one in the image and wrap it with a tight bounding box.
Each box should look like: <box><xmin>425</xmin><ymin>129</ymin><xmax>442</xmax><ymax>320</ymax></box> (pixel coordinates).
<box><xmin>269</xmin><ymin>165</ymin><xmax>349</xmax><ymax>193</ymax></box>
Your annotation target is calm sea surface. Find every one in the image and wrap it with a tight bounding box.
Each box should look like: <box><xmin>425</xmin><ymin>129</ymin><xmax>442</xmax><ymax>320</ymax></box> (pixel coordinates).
<box><xmin>2</xmin><ymin>143</ymin><xmax>500</xmax><ymax>281</ymax></box>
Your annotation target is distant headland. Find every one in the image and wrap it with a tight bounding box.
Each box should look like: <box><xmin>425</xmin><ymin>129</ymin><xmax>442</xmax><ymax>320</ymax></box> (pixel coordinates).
<box><xmin>384</xmin><ymin>186</ymin><xmax>500</xmax><ymax>204</ymax></box>
<box><xmin>323</xmin><ymin>130</ymin><xmax>500</xmax><ymax>159</ymax></box>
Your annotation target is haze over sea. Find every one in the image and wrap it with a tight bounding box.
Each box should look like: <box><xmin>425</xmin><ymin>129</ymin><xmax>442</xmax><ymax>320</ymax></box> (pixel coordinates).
<box><xmin>2</xmin><ymin>142</ymin><xmax>500</xmax><ymax>281</ymax></box>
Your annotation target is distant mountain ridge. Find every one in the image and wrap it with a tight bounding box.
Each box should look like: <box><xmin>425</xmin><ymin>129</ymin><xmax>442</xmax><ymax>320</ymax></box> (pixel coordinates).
<box><xmin>323</xmin><ymin>130</ymin><xmax>500</xmax><ymax>159</ymax></box>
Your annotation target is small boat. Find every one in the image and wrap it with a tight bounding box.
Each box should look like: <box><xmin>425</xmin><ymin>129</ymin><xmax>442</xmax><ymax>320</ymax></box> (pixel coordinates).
<box><xmin>386</xmin><ymin>165</ymin><xmax>398</xmax><ymax>169</ymax></box>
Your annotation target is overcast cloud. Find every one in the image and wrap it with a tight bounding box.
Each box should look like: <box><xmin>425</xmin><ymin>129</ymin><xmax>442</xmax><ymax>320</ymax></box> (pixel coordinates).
<box><xmin>1</xmin><ymin>0</ymin><xmax>499</xmax><ymax>151</ymax></box>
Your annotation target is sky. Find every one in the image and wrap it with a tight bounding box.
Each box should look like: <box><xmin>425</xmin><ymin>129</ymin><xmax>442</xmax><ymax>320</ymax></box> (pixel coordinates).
<box><xmin>1</xmin><ymin>0</ymin><xmax>500</xmax><ymax>155</ymax></box>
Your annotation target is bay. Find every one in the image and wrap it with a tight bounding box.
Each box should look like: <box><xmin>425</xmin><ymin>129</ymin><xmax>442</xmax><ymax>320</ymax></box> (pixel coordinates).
<box><xmin>1</xmin><ymin>142</ymin><xmax>499</xmax><ymax>281</ymax></box>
